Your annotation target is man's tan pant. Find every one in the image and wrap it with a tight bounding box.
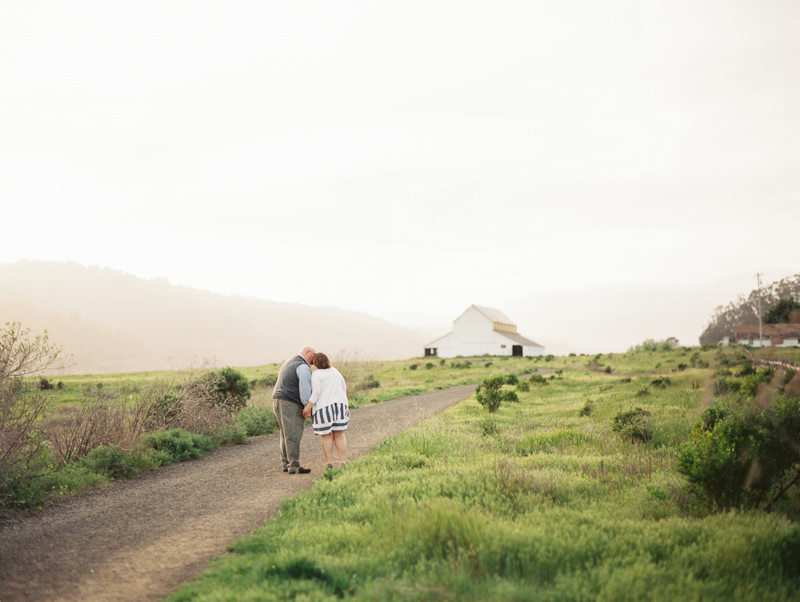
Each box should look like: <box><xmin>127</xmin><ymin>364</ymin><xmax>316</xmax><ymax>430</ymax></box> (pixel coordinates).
<box><xmin>272</xmin><ymin>397</ymin><xmax>305</xmax><ymax>471</ymax></box>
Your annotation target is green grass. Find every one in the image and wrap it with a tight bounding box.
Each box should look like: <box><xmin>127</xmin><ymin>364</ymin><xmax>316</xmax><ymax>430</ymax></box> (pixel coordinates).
<box><xmin>166</xmin><ymin>347</ymin><xmax>799</xmax><ymax>602</ymax></box>
<box><xmin>751</xmin><ymin>347</ymin><xmax>800</xmax><ymax>365</ymax></box>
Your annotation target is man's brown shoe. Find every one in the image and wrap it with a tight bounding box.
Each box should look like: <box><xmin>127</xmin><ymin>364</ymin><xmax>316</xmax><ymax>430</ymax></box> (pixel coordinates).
<box><xmin>289</xmin><ymin>467</ymin><xmax>311</xmax><ymax>474</ymax></box>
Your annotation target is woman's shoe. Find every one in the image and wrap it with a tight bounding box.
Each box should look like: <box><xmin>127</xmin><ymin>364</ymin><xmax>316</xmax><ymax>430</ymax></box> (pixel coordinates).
<box><xmin>326</xmin><ymin>464</ymin><xmax>333</xmax><ymax>469</ymax></box>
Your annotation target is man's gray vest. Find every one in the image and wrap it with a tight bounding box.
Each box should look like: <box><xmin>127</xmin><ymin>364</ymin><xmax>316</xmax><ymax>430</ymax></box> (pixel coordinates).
<box><xmin>273</xmin><ymin>355</ymin><xmax>307</xmax><ymax>405</ymax></box>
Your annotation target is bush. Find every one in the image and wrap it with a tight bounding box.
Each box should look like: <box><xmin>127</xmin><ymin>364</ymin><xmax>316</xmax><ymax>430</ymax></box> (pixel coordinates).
<box><xmin>410</xmin><ymin>363</ymin><xmax>418</xmax><ymax>371</ymax></box>
<box><xmin>0</xmin><ymin>323</ymin><xmax>67</xmax><ymax>511</ymax></box>
<box><xmin>210</xmin><ymin>367</ymin><xmax>251</xmax><ymax>412</ymax></box>
<box><xmin>213</xmin><ymin>422</ymin><xmax>248</xmax><ymax>446</ymax></box>
<box><xmin>236</xmin><ymin>407</ymin><xmax>278</xmax><ymax>437</ymax></box>
<box><xmin>516</xmin><ymin>380</ymin><xmax>530</xmax><ymax>392</ymax></box>
<box><xmin>580</xmin><ymin>400</ymin><xmax>594</xmax><ymax>417</ymax></box>
<box><xmin>651</xmin><ymin>377</ymin><xmax>671</xmax><ymax>389</ymax></box>
<box><xmin>77</xmin><ymin>444</ymin><xmax>160</xmax><ymax>480</ymax></box>
<box><xmin>479</xmin><ymin>417</ymin><xmax>497</xmax><ymax>436</ymax></box>
<box><xmin>425</xmin><ymin>363</ymin><xmax>435</xmax><ymax>370</ymax></box>
<box><xmin>529</xmin><ymin>374</ymin><xmax>549</xmax><ymax>386</ymax></box>
<box><xmin>475</xmin><ymin>375</ymin><xmax>520</xmax><ymax>413</ymax></box>
<box><xmin>142</xmin><ymin>428</ymin><xmax>215</xmax><ymax>464</ymax></box>
<box><xmin>612</xmin><ymin>407</ymin><xmax>653</xmax><ymax>442</ymax></box>
<box><xmin>505</xmin><ymin>374</ymin><xmax>519</xmax><ymax>386</ymax></box>
<box><xmin>361</xmin><ymin>378</ymin><xmax>380</xmax><ymax>390</ymax></box>
<box><xmin>678</xmin><ymin>395</ymin><xmax>800</xmax><ymax>511</ymax></box>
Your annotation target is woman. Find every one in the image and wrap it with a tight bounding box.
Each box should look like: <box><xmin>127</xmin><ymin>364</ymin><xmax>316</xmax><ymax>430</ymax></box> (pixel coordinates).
<box><xmin>302</xmin><ymin>352</ymin><xmax>349</xmax><ymax>468</ymax></box>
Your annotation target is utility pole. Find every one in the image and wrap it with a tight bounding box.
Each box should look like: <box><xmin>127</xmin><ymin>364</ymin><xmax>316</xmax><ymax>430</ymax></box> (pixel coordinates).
<box><xmin>757</xmin><ymin>273</ymin><xmax>763</xmax><ymax>347</ymax></box>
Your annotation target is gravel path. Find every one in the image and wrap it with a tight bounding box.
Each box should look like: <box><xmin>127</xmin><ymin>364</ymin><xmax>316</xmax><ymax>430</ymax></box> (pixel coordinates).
<box><xmin>0</xmin><ymin>384</ymin><xmax>476</xmax><ymax>602</ymax></box>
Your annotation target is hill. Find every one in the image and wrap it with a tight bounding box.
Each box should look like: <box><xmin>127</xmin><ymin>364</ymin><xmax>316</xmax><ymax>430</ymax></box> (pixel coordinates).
<box><xmin>0</xmin><ymin>261</ymin><xmax>429</xmax><ymax>374</ymax></box>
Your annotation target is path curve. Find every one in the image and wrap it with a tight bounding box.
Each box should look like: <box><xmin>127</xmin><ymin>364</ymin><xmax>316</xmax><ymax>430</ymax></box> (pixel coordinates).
<box><xmin>0</xmin><ymin>384</ymin><xmax>476</xmax><ymax>602</ymax></box>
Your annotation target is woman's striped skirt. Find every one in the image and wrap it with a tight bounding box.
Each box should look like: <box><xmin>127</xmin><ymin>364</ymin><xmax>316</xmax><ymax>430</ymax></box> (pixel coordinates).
<box><xmin>312</xmin><ymin>402</ymin><xmax>350</xmax><ymax>436</ymax></box>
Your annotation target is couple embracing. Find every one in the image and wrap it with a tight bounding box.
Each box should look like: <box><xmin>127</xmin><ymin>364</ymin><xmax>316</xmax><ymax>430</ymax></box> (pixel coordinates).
<box><xmin>271</xmin><ymin>346</ymin><xmax>349</xmax><ymax>474</ymax></box>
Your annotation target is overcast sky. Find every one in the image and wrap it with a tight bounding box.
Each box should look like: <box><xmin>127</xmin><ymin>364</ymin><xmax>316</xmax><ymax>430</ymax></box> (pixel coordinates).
<box><xmin>2</xmin><ymin>1</ymin><xmax>798</xmax><ymax>354</ymax></box>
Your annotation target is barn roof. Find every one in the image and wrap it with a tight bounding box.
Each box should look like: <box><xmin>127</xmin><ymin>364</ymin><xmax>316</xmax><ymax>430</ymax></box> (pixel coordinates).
<box><xmin>500</xmin><ymin>332</ymin><xmax>544</xmax><ymax>348</ymax></box>
<box><xmin>470</xmin><ymin>305</ymin><xmax>515</xmax><ymax>325</ymax></box>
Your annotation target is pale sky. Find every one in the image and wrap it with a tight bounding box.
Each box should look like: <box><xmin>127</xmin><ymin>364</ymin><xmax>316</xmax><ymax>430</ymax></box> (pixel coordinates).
<box><xmin>2</xmin><ymin>1</ymin><xmax>798</xmax><ymax>354</ymax></box>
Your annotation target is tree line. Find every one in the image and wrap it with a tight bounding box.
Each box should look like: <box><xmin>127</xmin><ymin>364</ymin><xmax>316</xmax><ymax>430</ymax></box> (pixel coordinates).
<box><xmin>699</xmin><ymin>275</ymin><xmax>800</xmax><ymax>345</ymax></box>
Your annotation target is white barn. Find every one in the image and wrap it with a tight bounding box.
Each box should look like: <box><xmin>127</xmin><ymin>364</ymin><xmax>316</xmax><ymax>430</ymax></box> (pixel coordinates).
<box><xmin>424</xmin><ymin>305</ymin><xmax>545</xmax><ymax>358</ymax></box>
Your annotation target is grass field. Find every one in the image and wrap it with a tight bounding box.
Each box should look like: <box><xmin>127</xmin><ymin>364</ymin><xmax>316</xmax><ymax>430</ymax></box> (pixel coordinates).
<box><xmin>163</xmin><ymin>346</ymin><xmax>800</xmax><ymax>602</ymax></box>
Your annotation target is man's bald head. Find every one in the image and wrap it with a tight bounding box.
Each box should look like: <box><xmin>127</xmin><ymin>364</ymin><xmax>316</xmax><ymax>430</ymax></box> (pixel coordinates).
<box><xmin>299</xmin><ymin>346</ymin><xmax>316</xmax><ymax>364</ymax></box>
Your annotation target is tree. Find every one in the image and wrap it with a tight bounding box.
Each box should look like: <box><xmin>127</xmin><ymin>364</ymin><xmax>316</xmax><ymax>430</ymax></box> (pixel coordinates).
<box><xmin>0</xmin><ymin>321</ymin><xmax>69</xmax><ymax>381</ymax></box>
<box><xmin>764</xmin><ymin>297</ymin><xmax>800</xmax><ymax>324</ymax></box>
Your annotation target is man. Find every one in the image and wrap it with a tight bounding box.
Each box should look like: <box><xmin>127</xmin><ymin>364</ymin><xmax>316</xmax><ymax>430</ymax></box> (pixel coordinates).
<box><xmin>272</xmin><ymin>345</ymin><xmax>316</xmax><ymax>474</ymax></box>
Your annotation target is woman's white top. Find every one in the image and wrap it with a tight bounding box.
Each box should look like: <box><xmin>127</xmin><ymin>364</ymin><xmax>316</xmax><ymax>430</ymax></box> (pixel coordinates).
<box><xmin>308</xmin><ymin>367</ymin><xmax>348</xmax><ymax>414</ymax></box>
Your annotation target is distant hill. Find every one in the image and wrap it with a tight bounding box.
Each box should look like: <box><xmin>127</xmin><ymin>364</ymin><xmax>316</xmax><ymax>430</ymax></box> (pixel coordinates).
<box><xmin>0</xmin><ymin>261</ymin><xmax>429</xmax><ymax>374</ymax></box>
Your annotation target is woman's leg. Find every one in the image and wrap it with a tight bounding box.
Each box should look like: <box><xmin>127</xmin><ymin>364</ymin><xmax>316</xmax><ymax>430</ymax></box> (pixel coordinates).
<box><xmin>321</xmin><ymin>433</ymin><xmax>334</xmax><ymax>466</ymax></box>
<box><xmin>332</xmin><ymin>430</ymin><xmax>347</xmax><ymax>464</ymax></box>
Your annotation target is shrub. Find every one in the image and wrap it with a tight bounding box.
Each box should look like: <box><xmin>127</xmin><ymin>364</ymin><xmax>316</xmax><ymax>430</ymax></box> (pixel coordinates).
<box><xmin>475</xmin><ymin>375</ymin><xmax>519</xmax><ymax>413</ymax></box>
<box><xmin>142</xmin><ymin>428</ymin><xmax>215</xmax><ymax>464</ymax></box>
<box><xmin>213</xmin><ymin>422</ymin><xmax>248</xmax><ymax>446</ymax></box>
<box><xmin>505</xmin><ymin>374</ymin><xmax>519</xmax><ymax>386</ymax></box>
<box><xmin>516</xmin><ymin>380</ymin><xmax>530</xmax><ymax>392</ymax></box>
<box><xmin>210</xmin><ymin>367</ymin><xmax>251</xmax><ymax>412</ymax></box>
<box><xmin>77</xmin><ymin>444</ymin><xmax>157</xmax><ymax>480</ymax></box>
<box><xmin>260</xmin><ymin>374</ymin><xmax>278</xmax><ymax>387</ymax></box>
<box><xmin>0</xmin><ymin>322</ymin><xmax>67</xmax><ymax>511</ymax></box>
<box><xmin>651</xmin><ymin>377</ymin><xmax>671</xmax><ymax>389</ymax></box>
<box><xmin>425</xmin><ymin>363</ymin><xmax>435</xmax><ymax>369</ymax></box>
<box><xmin>360</xmin><ymin>378</ymin><xmax>380</xmax><ymax>390</ymax></box>
<box><xmin>579</xmin><ymin>400</ymin><xmax>594</xmax><ymax>417</ymax></box>
<box><xmin>678</xmin><ymin>395</ymin><xmax>800</xmax><ymax>510</ymax></box>
<box><xmin>612</xmin><ymin>407</ymin><xmax>653</xmax><ymax>442</ymax></box>
<box><xmin>236</xmin><ymin>407</ymin><xmax>278</xmax><ymax>437</ymax></box>
<box><xmin>479</xmin><ymin>417</ymin><xmax>497</xmax><ymax>436</ymax></box>
<box><xmin>699</xmin><ymin>402</ymin><xmax>731</xmax><ymax>431</ymax></box>
<box><xmin>38</xmin><ymin>377</ymin><xmax>54</xmax><ymax>390</ymax></box>
<box><xmin>409</xmin><ymin>363</ymin><xmax>418</xmax><ymax>370</ymax></box>
<box><xmin>529</xmin><ymin>374</ymin><xmax>549</xmax><ymax>387</ymax></box>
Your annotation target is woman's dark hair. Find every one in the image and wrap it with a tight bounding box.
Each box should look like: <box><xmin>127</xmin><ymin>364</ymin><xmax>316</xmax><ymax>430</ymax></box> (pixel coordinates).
<box><xmin>313</xmin><ymin>352</ymin><xmax>331</xmax><ymax>370</ymax></box>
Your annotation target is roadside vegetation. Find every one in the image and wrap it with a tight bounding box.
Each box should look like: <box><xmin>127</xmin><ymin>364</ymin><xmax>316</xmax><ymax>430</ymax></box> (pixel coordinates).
<box><xmin>166</xmin><ymin>342</ymin><xmax>800</xmax><ymax>602</ymax></box>
<box><xmin>5</xmin><ymin>321</ymin><xmax>800</xmax><ymax>599</ymax></box>
<box><xmin>1</xmin><ymin>327</ymin><xmax>543</xmax><ymax>513</ymax></box>
<box><xmin>0</xmin><ymin>322</ymin><xmax>276</xmax><ymax>512</ymax></box>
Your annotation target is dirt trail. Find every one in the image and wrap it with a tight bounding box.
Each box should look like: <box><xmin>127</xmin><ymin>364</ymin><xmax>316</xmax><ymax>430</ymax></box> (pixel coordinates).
<box><xmin>0</xmin><ymin>384</ymin><xmax>476</xmax><ymax>602</ymax></box>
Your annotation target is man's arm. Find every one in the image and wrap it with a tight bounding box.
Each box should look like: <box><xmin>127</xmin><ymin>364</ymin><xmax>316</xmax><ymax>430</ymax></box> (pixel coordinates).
<box><xmin>297</xmin><ymin>363</ymin><xmax>312</xmax><ymax>404</ymax></box>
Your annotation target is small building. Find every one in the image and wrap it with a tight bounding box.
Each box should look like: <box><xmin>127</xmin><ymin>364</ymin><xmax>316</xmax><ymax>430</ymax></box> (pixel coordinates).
<box><xmin>728</xmin><ymin>324</ymin><xmax>800</xmax><ymax>347</ymax></box>
<box><xmin>424</xmin><ymin>305</ymin><xmax>545</xmax><ymax>358</ymax></box>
